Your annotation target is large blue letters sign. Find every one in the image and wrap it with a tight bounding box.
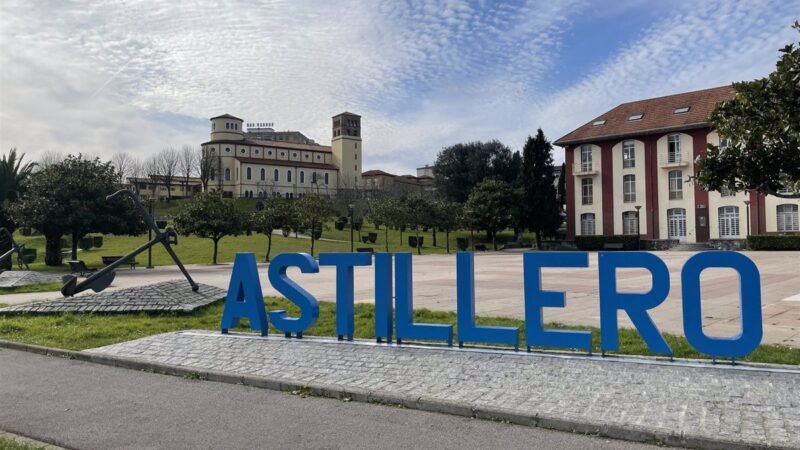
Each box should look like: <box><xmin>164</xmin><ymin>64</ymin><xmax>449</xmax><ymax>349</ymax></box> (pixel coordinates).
<box><xmin>221</xmin><ymin>251</ymin><xmax>765</xmax><ymax>359</ymax></box>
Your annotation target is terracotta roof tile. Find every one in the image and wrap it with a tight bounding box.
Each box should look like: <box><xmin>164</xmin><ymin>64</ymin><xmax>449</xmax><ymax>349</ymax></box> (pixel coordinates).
<box><xmin>554</xmin><ymin>86</ymin><xmax>735</xmax><ymax>146</ymax></box>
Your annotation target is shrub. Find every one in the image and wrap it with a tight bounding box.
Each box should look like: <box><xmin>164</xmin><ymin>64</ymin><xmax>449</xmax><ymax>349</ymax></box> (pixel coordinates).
<box><xmin>574</xmin><ymin>235</ymin><xmax>640</xmax><ymax>251</ymax></box>
<box><xmin>747</xmin><ymin>235</ymin><xmax>800</xmax><ymax>250</ymax></box>
<box><xmin>93</xmin><ymin>236</ymin><xmax>103</xmax><ymax>248</ymax></box>
<box><xmin>78</xmin><ymin>237</ymin><xmax>94</xmax><ymax>251</ymax></box>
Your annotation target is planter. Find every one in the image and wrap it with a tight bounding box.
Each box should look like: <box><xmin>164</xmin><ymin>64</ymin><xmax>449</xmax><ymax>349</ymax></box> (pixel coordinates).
<box><xmin>334</xmin><ymin>218</ymin><xmax>347</xmax><ymax>231</ymax></box>
<box><xmin>79</xmin><ymin>237</ymin><xmax>94</xmax><ymax>251</ymax></box>
<box><xmin>282</xmin><ymin>229</ymin><xmax>290</xmax><ymax>237</ymax></box>
<box><xmin>361</xmin><ymin>236</ymin><xmax>370</xmax><ymax>243</ymax></box>
<box><xmin>352</xmin><ymin>220</ymin><xmax>363</xmax><ymax>231</ymax></box>
<box><xmin>156</xmin><ymin>220</ymin><xmax>168</xmax><ymax>229</ymax></box>
<box><xmin>368</xmin><ymin>232</ymin><xmax>378</xmax><ymax>244</ymax></box>
<box><xmin>312</xmin><ymin>225</ymin><xmax>322</xmax><ymax>240</ymax></box>
<box><xmin>93</xmin><ymin>236</ymin><xmax>104</xmax><ymax>248</ymax></box>
<box><xmin>456</xmin><ymin>237</ymin><xmax>469</xmax><ymax>251</ymax></box>
<box><xmin>408</xmin><ymin>236</ymin><xmax>424</xmax><ymax>248</ymax></box>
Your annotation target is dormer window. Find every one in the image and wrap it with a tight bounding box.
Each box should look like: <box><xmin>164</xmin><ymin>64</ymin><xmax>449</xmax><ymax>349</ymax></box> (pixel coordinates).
<box><xmin>591</xmin><ymin>119</ymin><xmax>606</xmax><ymax>126</ymax></box>
<box><xmin>628</xmin><ymin>114</ymin><xmax>643</xmax><ymax>121</ymax></box>
<box><xmin>673</xmin><ymin>106</ymin><xmax>690</xmax><ymax>114</ymax></box>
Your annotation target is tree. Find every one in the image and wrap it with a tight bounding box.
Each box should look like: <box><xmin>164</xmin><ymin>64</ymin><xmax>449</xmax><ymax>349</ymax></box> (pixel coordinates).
<box><xmin>174</xmin><ymin>191</ymin><xmax>247</xmax><ymax>264</ymax></box>
<box><xmin>198</xmin><ymin>147</ymin><xmax>218</xmax><ymax>192</ymax></box>
<box><xmin>520</xmin><ymin>129</ymin><xmax>562</xmax><ymax>248</ymax></box>
<box><xmin>157</xmin><ymin>147</ymin><xmax>180</xmax><ymax>201</ymax></box>
<box><xmin>110</xmin><ymin>152</ymin><xmax>134</xmax><ymax>185</ymax></box>
<box><xmin>367</xmin><ymin>197</ymin><xmax>397</xmax><ymax>252</ymax></box>
<box><xmin>179</xmin><ymin>145</ymin><xmax>197</xmax><ymax>197</ymax></box>
<box><xmin>145</xmin><ymin>155</ymin><xmax>161</xmax><ymax>199</ymax></box>
<box><xmin>557</xmin><ymin>162</ymin><xmax>566</xmax><ymax>210</ymax></box>
<box><xmin>129</xmin><ymin>157</ymin><xmax>144</xmax><ymax>194</ymax></box>
<box><xmin>38</xmin><ymin>150</ymin><xmax>63</xmax><ymax>170</ymax></box>
<box><xmin>433</xmin><ymin>141</ymin><xmax>519</xmax><ymax>202</ymax></box>
<box><xmin>435</xmin><ymin>202</ymin><xmax>463</xmax><ymax>253</ymax></box>
<box><xmin>11</xmin><ymin>155</ymin><xmax>146</xmax><ymax>265</ymax></box>
<box><xmin>407</xmin><ymin>194</ymin><xmax>434</xmax><ymax>254</ymax></box>
<box><xmin>251</xmin><ymin>198</ymin><xmax>295</xmax><ymax>262</ymax></box>
<box><xmin>464</xmin><ymin>179</ymin><xmax>521</xmax><ymax>251</ymax></box>
<box><xmin>296</xmin><ymin>194</ymin><xmax>334</xmax><ymax>257</ymax></box>
<box><xmin>695</xmin><ymin>22</ymin><xmax>800</xmax><ymax>197</ymax></box>
<box><xmin>0</xmin><ymin>148</ymin><xmax>36</xmax><ymax>232</ymax></box>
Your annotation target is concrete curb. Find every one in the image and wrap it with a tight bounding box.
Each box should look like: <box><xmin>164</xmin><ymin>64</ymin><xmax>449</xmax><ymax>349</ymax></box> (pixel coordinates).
<box><xmin>0</xmin><ymin>339</ymin><xmax>792</xmax><ymax>450</ymax></box>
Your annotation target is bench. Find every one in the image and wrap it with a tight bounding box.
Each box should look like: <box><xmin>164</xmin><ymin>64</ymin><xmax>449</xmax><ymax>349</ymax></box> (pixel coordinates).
<box><xmin>69</xmin><ymin>260</ymin><xmax>97</xmax><ymax>276</ymax></box>
<box><xmin>356</xmin><ymin>247</ymin><xmax>374</xmax><ymax>254</ymax></box>
<box><xmin>101</xmin><ymin>255</ymin><xmax>139</xmax><ymax>269</ymax></box>
<box><xmin>474</xmin><ymin>244</ymin><xmax>487</xmax><ymax>251</ymax></box>
<box><xmin>602</xmin><ymin>243</ymin><xmax>625</xmax><ymax>250</ymax></box>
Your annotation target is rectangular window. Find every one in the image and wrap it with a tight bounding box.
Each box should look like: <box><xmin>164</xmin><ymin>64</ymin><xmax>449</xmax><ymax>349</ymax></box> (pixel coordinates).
<box><xmin>623</xmin><ymin>175</ymin><xmax>636</xmax><ymax>202</ymax></box>
<box><xmin>777</xmin><ymin>204</ymin><xmax>799</xmax><ymax>232</ymax></box>
<box><xmin>669</xmin><ymin>170</ymin><xmax>683</xmax><ymax>200</ymax></box>
<box><xmin>580</xmin><ymin>145</ymin><xmax>592</xmax><ymax>172</ymax></box>
<box><xmin>622</xmin><ymin>141</ymin><xmax>635</xmax><ymax>168</ymax></box>
<box><xmin>622</xmin><ymin>211</ymin><xmax>638</xmax><ymax>235</ymax></box>
<box><xmin>720</xmin><ymin>187</ymin><xmax>733</xmax><ymax>197</ymax></box>
<box><xmin>581</xmin><ymin>178</ymin><xmax>593</xmax><ymax>205</ymax></box>
<box><xmin>580</xmin><ymin>213</ymin><xmax>596</xmax><ymax>235</ymax></box>
<box><xmin>718</xmin><ymin>206</ymin><xmax>740</xmax><ymax>238</ymax></box>
<box><xmin>668</xmin><ymin>134</ymin><xmax>681</xmax><ymax>163</ymax></box>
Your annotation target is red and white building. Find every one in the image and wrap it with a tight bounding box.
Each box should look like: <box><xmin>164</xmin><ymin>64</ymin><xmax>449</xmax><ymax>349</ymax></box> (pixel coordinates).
<box><xmin>555</xmin><ymin>86</ymin><xmax>800</xmax><ymax>245</ymax></box>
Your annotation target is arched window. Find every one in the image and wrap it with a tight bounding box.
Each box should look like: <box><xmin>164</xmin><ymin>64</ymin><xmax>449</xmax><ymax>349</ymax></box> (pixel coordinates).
<box><xmin>580</xmin><ymin>213</ymin><xmax>596</xmax><ymax>235</ymax></box>
<box><xmin>300</xmin><ymin>171</ymin><xmax>305</xmax><ymax>184</ymax></box>
<box><xmin>274</xmin><ymin>169</ymin><xmax>279</xmax><ymax>182</ymax></box>
<box><xmin>246</xmin><ymin>167</ymin><xmax>251</xmax><ymax>180</ymax></box>
<box><xmin>622</xmin><ymin>211</ymin><xmax>638</xmax><ymax>235</ymax></box>
<box><xmin>260</xmin><ymin>168</ymin><xmax>265</xmax><ymax>181</ymax></box>
<box><xmin>668</xmin><ymin>171</ymin><xmax>683</xmax><ymax>200</ymax></box>
<box><xmin>287</xmin><ymin>170</ymin><xmax>292</xmax><ymax>183</ymax></box>
<box><xmin>718</xmin><ymin>206</ymin><xmax>739</xmax><ymax>238</ymax></box>
<box><xmin>777</xmin><ymin>204</ymin><xmax>799</xmax><ymax>232</ymax></box>
<box><xmin>224</xmin><ymin>168</ymin><xmax>231</xmax><ymax>181</ymax></box>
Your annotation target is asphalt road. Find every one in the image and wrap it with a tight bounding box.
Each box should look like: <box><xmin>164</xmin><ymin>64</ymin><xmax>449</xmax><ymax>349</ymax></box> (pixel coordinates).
<box><xmin>0</xmin><ymin>349</ymin><xmax>667</xmax><ymax>450</ymax></box>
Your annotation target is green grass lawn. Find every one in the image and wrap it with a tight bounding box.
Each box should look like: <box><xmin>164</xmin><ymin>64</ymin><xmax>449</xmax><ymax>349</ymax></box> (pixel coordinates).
<box><xmin>0</xmin><ymin>282</ymin><xmax>63</xmax><ymax>296</ymax></box>
<box><xmin>0</xmin><ymin>436</ymin><xmax>47</xmax><ymax>450</ymax></box>
<box><xmin>0</xmin><ymin>298</ymin><xmax>797</xmax><ymax>365</ymax></box>
<box><xmin>14</xmin><ymin>221</ymin><xmax>528</xmax><ymax>272</ymax></box>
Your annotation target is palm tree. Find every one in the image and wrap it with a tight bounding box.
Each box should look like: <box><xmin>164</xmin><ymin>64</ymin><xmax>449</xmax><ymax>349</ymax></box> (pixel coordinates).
<box><xmin>0</xmin><ymin>148</ymin><xmax>36</xmax><ymax>204</ymax></box>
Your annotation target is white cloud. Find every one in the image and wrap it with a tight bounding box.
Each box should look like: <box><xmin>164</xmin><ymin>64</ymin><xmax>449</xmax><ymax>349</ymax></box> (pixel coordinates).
<box><xmin>0</xmin><ymin>0</ymin><xmax>796</xmax><ymax>174</ymax></box>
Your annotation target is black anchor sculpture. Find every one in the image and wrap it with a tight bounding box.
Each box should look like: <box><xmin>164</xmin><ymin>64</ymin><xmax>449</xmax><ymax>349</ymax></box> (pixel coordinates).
<box><xmin>0</xmin><ymin>228</ymin><xmax>29</xmax><ymax>272</ymax></box>
<box><xmin>60</xmin><ymin>189</ymin><xmax>199</xmax><ymax>297</ymax></box>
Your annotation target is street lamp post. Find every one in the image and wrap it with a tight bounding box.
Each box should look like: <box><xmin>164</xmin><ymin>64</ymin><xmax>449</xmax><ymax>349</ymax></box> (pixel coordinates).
<box><xmin>635</xmin><ymin>205</ymin><xmax>642</xmax><ymax>249</ymax></box>
<box><xmin>147</xmin><ymin>198</ymin><xmax>154</xmax><ymax>269</ymax></box>
<box><xmin>348</xmin><ymin>204</ymin><xmax>355</xmax><ymax>252</ymax></box>
<box><xmin>744</xmin><ymin>200</ymin><xmax>751</xmax><ymax>247</ymax></box>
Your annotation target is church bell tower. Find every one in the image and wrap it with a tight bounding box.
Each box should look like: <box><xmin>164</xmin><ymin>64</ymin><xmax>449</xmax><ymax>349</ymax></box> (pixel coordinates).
<box><xmin>331</xmin><ymin>112</ymin><xmax>362</xmax><ymax>188</ymax></box>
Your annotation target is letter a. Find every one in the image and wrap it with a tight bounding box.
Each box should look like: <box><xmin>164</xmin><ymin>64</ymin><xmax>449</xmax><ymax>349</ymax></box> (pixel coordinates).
<box><xmin>221</xmin><ymin>252</ymin><xmax>268</xmax><ymax>336</ymax></box>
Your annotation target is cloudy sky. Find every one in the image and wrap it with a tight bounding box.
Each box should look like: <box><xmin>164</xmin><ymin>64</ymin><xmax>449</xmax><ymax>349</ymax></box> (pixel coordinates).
<box><xmin>0</xmin><ymin>0</ymin><xmax>796</xmax><ymax>174</ymax></box>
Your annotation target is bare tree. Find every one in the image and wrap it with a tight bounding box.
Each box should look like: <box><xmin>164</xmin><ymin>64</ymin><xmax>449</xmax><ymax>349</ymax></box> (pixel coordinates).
<box><xmin>128</xmin><ymin>156</ymin><xmax>143</xmax><ymax>193</ymax></box>
<box><xmin>157</xmin><ymin>147</ymin><xmax>180</xmax><ymax>201</ymax></box>
<box><xmin>38</xmin><ymin>150</ymin><xmax>64</xmax><ymax>170</ymax></box>
<box><xmin>179</xmin><ymin>144</ymin><xmax>197</xmax><ymax>198</ymax></box>
<box><xmin>144</xmin><ymin>155</ymin><xmax>161</xmax><ymax>200</ymax></box>
<box><xmin>110</xmin><ymin>151</ymin><xmax>134</xmax><ymax>185</ymax></box>
<box><xmin>198</xmin><ymin>147</ymin><xmax>218</xmax><ymax>192</ymax></box>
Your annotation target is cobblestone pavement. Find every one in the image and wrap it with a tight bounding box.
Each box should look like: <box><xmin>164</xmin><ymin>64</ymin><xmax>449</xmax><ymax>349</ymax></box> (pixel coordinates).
<box><xmin>0</xmin><ymin>281</ymin><xmax>225</xmax><ymax>314</ymax></box>
<box><xmin>0</xmin><ymin>271</ymin><xmax>62</xmax><ymax>288</ymax></box>
<box><xmin>86</xmin><ymin>331</ymin><xmax>800</xmax><ymax>449</ymax></box>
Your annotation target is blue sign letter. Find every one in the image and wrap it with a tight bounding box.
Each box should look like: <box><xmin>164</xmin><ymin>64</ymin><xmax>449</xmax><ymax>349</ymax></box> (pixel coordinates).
<box><xmin>599</xmin><ymin>252</ymin><xmax>671</xmax><ymax>354</ymax></box>
<box><xmin>524</xmin><ymin>252</ymin><xmax>591</xmax><ymax>351</ymax></box>
<box><xmin>457</xmin><ymin>252</ymin><xmax>518</xmax><ymax>348</ymax></box>
<box><xmin>395</xmin><ymin>253</ymin><xmax>453</xmax><ymax>345</ymax></box>
<box><xmin>319</xmin><ymin>252</ymin><xmax>372</xmax><ymax>341</ymax></box>
<box><xmin>374</xmin><ymin>253</ymin><xmax>393</xmax><ymax>343</ymax></box>
<box><xmin>267</xmin><ymin>252</ymin><xmax>320</xmax><ymax>335</ymax></box>
<box><xmin>681</xmin><ymin>251</ymin><xmax>762</xmax><ymax>358</ymax></box>
<box><xmin>221</xmin><ymin>253</ymin><xmax>268</xmax><ymax>336</ymax></box>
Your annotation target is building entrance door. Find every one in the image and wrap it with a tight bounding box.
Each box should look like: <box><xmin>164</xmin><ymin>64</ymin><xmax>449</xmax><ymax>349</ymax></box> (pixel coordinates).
<box><xmin>667</xmin><ymin>208</ymin><xmax>687</xmax><ymax>242</ymax></box>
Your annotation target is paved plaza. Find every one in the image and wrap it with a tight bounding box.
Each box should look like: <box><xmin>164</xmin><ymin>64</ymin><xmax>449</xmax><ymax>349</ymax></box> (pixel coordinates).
<box><xmin>0</xmin><ymin>281</ymin><xmax>225</xmax><ymax>315</ymax></box>
<box><xmin>0</xmin><ymin>270</ymin><xmax>62</xmax><ymax>288</ymax></box>
<box><xmin>3</xmin><ymin>250</ymin><xmax>800</xmax><ymax>345</ymax></box>
<box><xmin>85</xmin><ymin>331</ymin><xmax>800</xmax><ymax>449</ymax></box>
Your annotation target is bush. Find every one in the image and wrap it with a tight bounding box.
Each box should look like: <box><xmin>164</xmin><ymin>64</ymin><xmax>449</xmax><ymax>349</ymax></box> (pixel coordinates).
<box><xmin>747</xmin><ymin>235</ymin><xmax>800</xmax><ymax>250</ymax></box>
<box><xmin>78</xmin><ymin>237</ymin><xmax>94</xmax><ymax>251</ymax></box>
<box><xmin>574</xmin><ymin>235</ymin><xmax>639</xmax><ymax>251</ymax></box>
<box><xmin>93</xmin><ymin>236</ymin><xmax>103</xmax><ymax>248</ymax></box>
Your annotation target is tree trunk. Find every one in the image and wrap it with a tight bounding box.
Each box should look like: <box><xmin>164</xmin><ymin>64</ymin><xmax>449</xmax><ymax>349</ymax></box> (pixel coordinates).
<box><xmin>446</xmin><ymin>230</ymin><xmax>450</xmax><ymax>254</ymax></box>
<box><xmin>385</xmin><ymin>227</ymin><xmax>389</xmax><ymax>252</ymax></box>
<box><xmin>310</xmin><ymin>236</ymin><xmax>315</xmax><ymax>257</ymax></box>
<box><xmin>416</xmin><ymin>229</ymin><xmax>421</xmax><ymax>255</ymax></box>
<box><xmin>470</xmin><ymin>229</ymin><xmax>475</xmax><ymax>251</ymax></box>
<box><xmin>399</xmin><ymin>229</ymin><xmax>403</xmax><ymax>246</ymax></box>
<box><xmin>212</xmin><ymin>238</ymin><xmax>219</xmax><ymax>265</ymax></box>
<box><xmin>432</xmin><ymin>227</ymin><xmax>437</xmax><ymax>247</ymax></box>
<box><xmin>265</xmin><ymin>234</ymin><xmax>272</xmax><ymax>262</ymax></box>
<box><xmin>71</xmin><ymin>231</ymin><xmax>80</xmax><ymax>260</ymax></box>
<box><xmin>44</xmin><ymin>234</ymin><xmax>63</xmax><ymax>266</ymax></box>
<box><xmin>492</xmin><ymin>231</ymin><xmax>497</xmax><ymax>251</ymax></box>
<box><xmin>535</xmin><ymin>227</ymin><xmax>542</xmax><ymax>250</ymax></box>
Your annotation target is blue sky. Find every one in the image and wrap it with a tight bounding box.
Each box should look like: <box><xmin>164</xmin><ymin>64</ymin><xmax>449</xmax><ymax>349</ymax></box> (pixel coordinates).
<box><xmin>0</xmin><ymin>0</ymin><xmax>796</xmax><ymax>175</ymax></box>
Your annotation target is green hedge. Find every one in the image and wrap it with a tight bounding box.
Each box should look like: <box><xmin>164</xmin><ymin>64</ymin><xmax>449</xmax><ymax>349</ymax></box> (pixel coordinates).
<box><xmin>575</xmin><ymin>235</ymin><xmax>640</xmax><ymax>251</ymax></box>
<box><xmin>747</xmin><ymin>235</ymin><xmax>800</xmax><ymax>250</ymax></box>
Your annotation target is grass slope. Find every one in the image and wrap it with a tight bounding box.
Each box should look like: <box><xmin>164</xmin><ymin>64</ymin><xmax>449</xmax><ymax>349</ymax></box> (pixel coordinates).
<box><xmin>0</xmin><ymin>282</ymin><xmax>63</xmax><ymax>295</ymax></box>
<box><xmin>0</xmin><ymin>298</ymin><xmax>797</xmax><ymax>365</ymax></box>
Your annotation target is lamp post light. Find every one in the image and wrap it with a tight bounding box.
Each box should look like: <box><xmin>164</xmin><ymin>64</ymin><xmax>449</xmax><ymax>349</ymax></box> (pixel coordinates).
<box><xmin>147</xmin><ymin>198</ymin><xmax>154</xmax><ymax>269</ymax></box>
<box><xmin>635</xmin><ymin>205</ymin><xmax>642</xmax><ymax>249</ymax></box>
<box><xmin>744</xmin><ymin>200</ymin><xmax>751</xmax><ymax>247</ymax></box>
<box><xmin>348</xmin><ymin>203</ymin><xmax>355</xmax><ymax>252</ymax></box>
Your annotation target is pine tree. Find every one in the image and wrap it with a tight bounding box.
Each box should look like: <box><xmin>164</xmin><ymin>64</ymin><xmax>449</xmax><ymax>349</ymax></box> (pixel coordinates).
<box><xmin>521</xmin><ymin>129</ymin><xmax>561</xmax><ymax>249</ymax></box>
